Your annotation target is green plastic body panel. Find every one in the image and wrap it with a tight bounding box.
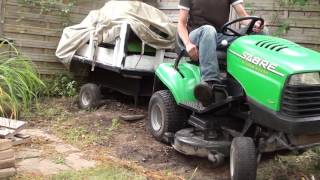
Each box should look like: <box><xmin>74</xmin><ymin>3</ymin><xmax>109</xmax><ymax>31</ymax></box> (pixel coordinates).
<box><xmin>155</xmin><ymin>62</ymin><xmax>200</xmax><ymax>103</ymax></box>
<box><xmin>156</xmin><ymin>35</ymin><xmax>320</xmax><ymax>111</ymax></box>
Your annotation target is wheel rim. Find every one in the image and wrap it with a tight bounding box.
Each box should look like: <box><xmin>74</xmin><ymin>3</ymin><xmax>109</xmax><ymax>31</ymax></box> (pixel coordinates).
<box><xmin>151</xmin><ymin>104</ymin><xmax>163</xmax><ymax>132</ymax></box>
<box><xmin>230</xmin><ymin>144</ymin><xmax>235</xmax><ymax>178</ymax></box>
<box><xmin>81</xmin><ymin>91</ymin><xmax>91</xmax><ymax>106</ymax></box>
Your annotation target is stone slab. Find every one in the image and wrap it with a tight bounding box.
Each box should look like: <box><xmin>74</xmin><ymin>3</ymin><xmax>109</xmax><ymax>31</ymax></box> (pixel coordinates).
<box><xmin>16</xmin><ymin>148</ymin><xmax>41</xmax><ymax>160</ymax></box>
<box><xmin>0</xmin><ymin>117</ymin><xmax>26</xmax><ymax>130</ymax></box>
<box><xmin>0</xmin><ymin>129</ymin><xmax>15</xmax><ymax>138</ymax></box>
<box><xmin>0</xmin><ymin>149</ymin><xmax>14</xmax><ymax>160</ymax></box>
<box><xmin>0</xmin><ymin>157</ymin><xmax>15</xmax><ymax>169</ymax></box>
<box><xmin>0</xmin><ymin>139</ymin><xmax>12</xmax><ymax>151</ymax></box>
<box><xmin>49</xmin><ymin>143</ymin><xmax>81</xmax><ymax>154</ymax></box>
<box><xmin>65</xmin><ymin>153</ymin><xmax>96</xmax><ymax>170</ymax></box>
<box><xmin>12</xmin><ymin>137</ymin><xmax>32</xmax><ymax>146</ymax></box>
<box><xmin>17</xmin><ymin>158</ymin><xmax>71</xmax><ymax>175</ymax></box>
<box><xmin>15</xmin><ymin>129</ymin><xmax>97</xmax><ymax>175</ymax></box>
<box><xmin>0</xmin><ymin>168</ymin><xmax>16</xmax><ymax>178</ymax></box>
<box><xmin>19</xmin><ymin>129</ymin><xmax>62</xmax><ymax>143</ymax></box>
<box><xmin>15</xmin><ymin>133</ymin><xmax>30</xmax><ymax>139</ymax></box>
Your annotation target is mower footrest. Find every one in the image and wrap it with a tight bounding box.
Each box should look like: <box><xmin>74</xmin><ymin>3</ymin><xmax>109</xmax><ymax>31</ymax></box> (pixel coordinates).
<box><xmin>179</xmin><ymin>101</ymin><xmax>206</xmax><ymax>112</ymax></box>
<box><xmin>180</xmin><ymin>97</ymin><xmax>239</xmax><ymax>114</ymax></box>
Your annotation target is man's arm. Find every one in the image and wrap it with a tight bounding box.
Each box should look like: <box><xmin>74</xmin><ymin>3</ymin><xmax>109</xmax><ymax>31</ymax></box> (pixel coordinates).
<box><xmin>233</xmin><ymin>3</ymin><xmax>264</xmax><ymax>32</ymax></box>
<box><xmin>177</xmin><ymin>9</ymin><xmax>192</xmax><ymax>49</ymax></box>
<box><xmin>233</xmin><ymin>3</ymin><xmax>249</xmax><ymax>18</ymax></box>
<box><xmin>177</xmin><ymin>9</ymin><xmax>198</xmax><ymax>60</ymax></box>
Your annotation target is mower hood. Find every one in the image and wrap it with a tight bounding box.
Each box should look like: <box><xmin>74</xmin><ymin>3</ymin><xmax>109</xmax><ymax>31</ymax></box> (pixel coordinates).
<box><xmin>228</xmin><ymin>35</ymin><xmax>320</xmax><ymax>76</ymax></box>
<box><xmin>227</xmin><ymin>35</ymin><xmax>320</xmax><ymax>111</ymax></box>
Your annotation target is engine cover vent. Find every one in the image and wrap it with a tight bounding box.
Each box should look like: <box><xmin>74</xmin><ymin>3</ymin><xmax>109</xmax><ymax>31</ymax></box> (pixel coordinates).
<box><xmin>255</xmin><ymin>40</ymin><xmax>297</xmax><ymax>52</ymax></box>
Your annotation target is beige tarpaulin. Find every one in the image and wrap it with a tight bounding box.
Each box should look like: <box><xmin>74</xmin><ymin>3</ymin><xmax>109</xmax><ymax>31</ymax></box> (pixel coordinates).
<box><xmin>56</xmin><ymin>0</ymin><xmax>176</xmax><ymax>68</ymax></box>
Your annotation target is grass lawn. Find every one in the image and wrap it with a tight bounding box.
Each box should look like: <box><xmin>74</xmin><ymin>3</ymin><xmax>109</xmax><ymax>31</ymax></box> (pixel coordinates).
<box><xmin>52</xmin><ymin>165</ymin><xmax>147</xmax><ymax>180</ymax></box>
<box><xmin>13</xmin><ymin>165</ymin><xmax>147</xmax><ymax>180</ymax></box>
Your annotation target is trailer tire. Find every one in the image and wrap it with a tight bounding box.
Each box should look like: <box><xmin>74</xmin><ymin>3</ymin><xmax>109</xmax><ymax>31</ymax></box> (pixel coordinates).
<box><xmin>148</xmin><ymin>90</ymin><xmax>187</xmax><ymax>143</ymax></box>
<box><xmin>78</xmin><ymin>83</ymin><xmax>101</xmax><ymax>110</ymax></box>
<box><xmin>230</xmin><ymin>137</ymin><xmax>257</xmax><ymax>180</ymax></box>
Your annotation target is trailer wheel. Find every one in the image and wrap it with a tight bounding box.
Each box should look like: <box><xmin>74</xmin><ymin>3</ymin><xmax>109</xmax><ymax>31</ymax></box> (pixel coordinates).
<box><xmin>78</xmin><ymin>83</ymin><xmax>101</xmax><ymax>110</ymax></box>
<box><xmin>230</xmin><ymin>137</ymin><xmax>257</xmax><ymax>180</ymax></box>
<box><xmin>148</xmin><ymin>90</ymin><xmax>187</xmax><ymax>143</ymax></box>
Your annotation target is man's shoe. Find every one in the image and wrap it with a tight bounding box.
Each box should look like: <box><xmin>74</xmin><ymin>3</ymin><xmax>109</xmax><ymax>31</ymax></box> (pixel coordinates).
<box><xmin>194</xmin><ymin>80</ymin><xmax>227</xmax><ymax>107</ymax></box>
<box><xmin>194</xmin><ymin>80</ymin><xmax>222</xmax><ymax>106</ymax></box>
<box><xmin>194</xmin><ymin>81</ymin><xmax>214</xmax><ymax>106</ymax></box>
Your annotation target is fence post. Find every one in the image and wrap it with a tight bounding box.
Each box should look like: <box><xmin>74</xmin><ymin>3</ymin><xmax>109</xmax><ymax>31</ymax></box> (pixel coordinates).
<box><xmin>0</xmin><ymin>0</ymin><xmax>6</xmax><ymax>35</ymax></box>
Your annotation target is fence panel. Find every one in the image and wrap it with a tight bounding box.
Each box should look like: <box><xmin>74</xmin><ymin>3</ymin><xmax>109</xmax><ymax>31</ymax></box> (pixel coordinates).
<box><xmin>1</xmin><ymin>0</ymin><xmax>106</xmax><ymax>75</ymax></box>
<box><xmin>1</xmin><ymin>0</ymin><xmax>319</xmax><ymax>75</ymax></box>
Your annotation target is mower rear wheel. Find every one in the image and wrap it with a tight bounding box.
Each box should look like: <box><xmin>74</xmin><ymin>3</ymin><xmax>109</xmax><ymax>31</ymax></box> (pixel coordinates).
<box><xmin>148</xmin><ymin>90</ymin><xmax>188</xmax><ymax>143</ymax></box>
<box><xmin>230</xmin><ymin>137</ymin><xmax>257</xmax><ymax>180</ymax></box>
<box><xmin>78</xmin><ymin>83</ymin><xmax>101</xmax><ymax>110</ymax></box>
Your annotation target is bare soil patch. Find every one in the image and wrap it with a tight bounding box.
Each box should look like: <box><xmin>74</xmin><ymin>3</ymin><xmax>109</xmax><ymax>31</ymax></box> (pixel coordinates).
<box><xmin>24</xmin><ymin>94</ymin><xmax>229</xmax><ymax>180</ymax></box>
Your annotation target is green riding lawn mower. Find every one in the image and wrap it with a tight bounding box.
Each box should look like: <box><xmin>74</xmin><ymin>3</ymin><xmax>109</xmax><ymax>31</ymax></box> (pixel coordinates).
<box><xmin>147</xmin><ymin>16</ymin><xmax>320</xmax><ymax>180</ymax></box>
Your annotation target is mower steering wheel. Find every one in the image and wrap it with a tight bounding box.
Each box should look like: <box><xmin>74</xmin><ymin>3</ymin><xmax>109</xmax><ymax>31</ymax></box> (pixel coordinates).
<box><xmin>221</xmin><ymin>16</ymin><xmax>264</xmax><ymax>36</ymax></box>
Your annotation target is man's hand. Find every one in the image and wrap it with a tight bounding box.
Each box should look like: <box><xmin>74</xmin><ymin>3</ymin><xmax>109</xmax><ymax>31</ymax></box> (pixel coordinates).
<box><xmin>186</xmin><ymin>42</ymin><xmax>199</xmax><ymax>61</ymax></box>
<box><xmin>253</xmin><ymin>20</ymin><xmax>264</xmax><ymax>33</ymax></box>
<box><xmin>233</xmin><ymin>3</ymin><xmax>265</xmax><ymax>33</ymax></box>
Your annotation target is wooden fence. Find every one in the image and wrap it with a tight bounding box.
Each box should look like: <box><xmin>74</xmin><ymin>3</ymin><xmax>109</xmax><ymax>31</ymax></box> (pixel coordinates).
<box><xmin>0</xmin><ymin>0</ymin><xmax>108</xmax><ymax>75</ymax></box>
<box><xmin>0</xmin><ymin>0</ymin><xmax>319</xmax><ymax>75</ymax></box>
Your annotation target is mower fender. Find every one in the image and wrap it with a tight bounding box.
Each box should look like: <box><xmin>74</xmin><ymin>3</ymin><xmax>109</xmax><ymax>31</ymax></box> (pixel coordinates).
<box><xmin>155</xmin><ymin>63</ymin><xmax>200</xmax><ymax>104</ymax></box>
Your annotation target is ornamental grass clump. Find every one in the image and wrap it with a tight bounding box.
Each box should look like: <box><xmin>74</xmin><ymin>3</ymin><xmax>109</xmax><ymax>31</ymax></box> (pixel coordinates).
<box><xmin>0</xmin><ymin>38</ymin><xmax>45</xmax><ymax>119</ymax></box>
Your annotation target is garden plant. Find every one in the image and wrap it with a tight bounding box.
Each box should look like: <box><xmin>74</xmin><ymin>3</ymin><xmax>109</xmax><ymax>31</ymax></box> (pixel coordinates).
<box><xmin>0</xmin><ymin>38</ymin><xmax>45</xmax><ymax>119</ymax></box>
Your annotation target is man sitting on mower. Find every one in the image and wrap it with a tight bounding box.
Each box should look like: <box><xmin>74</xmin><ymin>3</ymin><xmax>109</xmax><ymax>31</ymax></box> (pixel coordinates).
<box><xmin>177</xmin><ymin>0</ymin><xmax>264</xmax><ymax>106</ymax></box>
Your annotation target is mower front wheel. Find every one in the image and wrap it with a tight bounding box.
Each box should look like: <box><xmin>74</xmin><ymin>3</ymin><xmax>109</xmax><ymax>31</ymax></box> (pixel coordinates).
<box><xmin>230</xmin><ymin>137</ymin><xmax>257</xmax><ymax>180</ymax></box>
<box><xmin>78</xmin><ymin>83</ymin><xmax>101</xmax><ymax>110</ymax></box>
<box><xmin>148</xmin><ymin>90</ymin><xmax>187</xmax><ymax>143</ymax></box>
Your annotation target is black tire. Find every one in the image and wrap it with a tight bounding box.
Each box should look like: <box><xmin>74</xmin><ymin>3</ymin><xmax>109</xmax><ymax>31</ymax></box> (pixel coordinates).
<box><xmin>78</xmin><ymin>83</ymin><xmax>101</xmax><ymax>109</ymax></box>
<box><xmin>148</xmin><ymin>90</ymin><xmax>188</xmax><ymax>143</ymax></box>
<box><xmin>230</xmin><ymin>137</ymin><xmax>257</xmax><ymax>180</ymax></box>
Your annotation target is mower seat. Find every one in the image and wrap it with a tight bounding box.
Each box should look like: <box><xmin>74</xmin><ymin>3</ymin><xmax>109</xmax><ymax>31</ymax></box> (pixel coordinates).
<box><xmin>175</xmin><ymin>34</ymin><xmax>227</xmax><ymax>66</ymax></box>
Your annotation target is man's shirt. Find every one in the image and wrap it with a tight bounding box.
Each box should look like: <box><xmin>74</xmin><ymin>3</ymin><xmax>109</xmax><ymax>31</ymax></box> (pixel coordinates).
<box><xmin>179</xmin><ymin>0</ymin><xmax>243</xmax><ymax>32</ymax></box>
